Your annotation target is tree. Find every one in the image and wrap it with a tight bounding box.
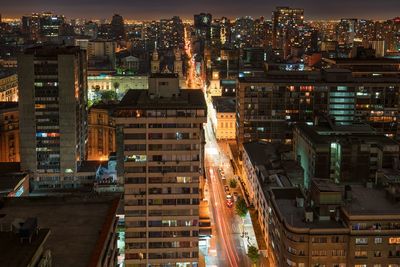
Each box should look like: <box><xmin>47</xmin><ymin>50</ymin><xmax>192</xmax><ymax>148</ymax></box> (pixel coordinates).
<box><xmin>235</xmin><ymin>197</ymin><xmax>248</xmax><ymax>218</ymax></box>
<box><xmin>247</xmin><ymin>245</ymin><xmax>260</xmax><ymax>266</ymax></box>
<box><xmin>101</xmin><ymin>90</ymin><xmax>118</xmax><ymax>101</ymax></box>
<box><xmin>229</xmin><ymin>178</ymin><xmax>237</xmax><ymax>189</ymax></box>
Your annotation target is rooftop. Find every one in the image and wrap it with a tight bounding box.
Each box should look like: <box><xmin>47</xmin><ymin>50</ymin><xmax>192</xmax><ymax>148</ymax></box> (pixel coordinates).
<box><xmin>211</xmin><ymin>96</ymin><xmax>236</xmax><ymax>113</ymax></box>
<box><xmin>23</xmin><ymin>45</ymin><xmax>83</xmax><ymax>56</ymax></box>
<box><xmin>295</xmin><ymin>123</ymin><xmax>399</xmax><ymax>146</ymax></box>
<box><xmin>118</xmin><ymin>89</ymin><xmax>206</xmax><ymax>110</ymax></box>
<box><xmin>271</xmin><ymin>188</ymin><xmax>345</xmax><ymax>229</ymax></box>
<box><xmin>0</xmin><ymin>194</ymin><xmax>120</xmax><ymax>267</ymax></box>
<box><xmin>345</xmin><ymin>184</ymin><xmax>400</xmax><ymax>215</ymax></box>
<box><xmin>0</xmin><ymin>229</ymin><xmax>51</xmax><ymax>267</ymax></box>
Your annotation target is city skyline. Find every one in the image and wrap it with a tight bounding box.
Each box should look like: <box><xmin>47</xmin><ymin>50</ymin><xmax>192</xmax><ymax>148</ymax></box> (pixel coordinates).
<box><xmin>1</xmin><ymin>0</ymin><xmax>400</xmax><ymax>20</ymax></box>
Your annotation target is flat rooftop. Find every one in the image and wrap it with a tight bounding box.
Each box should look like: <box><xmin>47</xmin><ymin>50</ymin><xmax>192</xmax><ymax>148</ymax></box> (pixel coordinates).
<box><xmin>0</xmin><ymin>229</ymin><xmax>50</xmax><ymax>267</ymax></box>
<box><xmin>0</xmin><ymin>194</ymin><xmax>120</xmax><ymax>267</ymax></box>
<box><xmin>211</xmin><ymin>96</ymin><xmax>235</xmax><ymax>113</ymax></box>
<box><xmin>295</xmin><ymin>123</ymin><xmax>399</xmax><ymax>146</ymax></box>
<box><xmin>345</xmin><ymin>185</ymin><xmax>400</xmax><ymax>215</ymax></box>
<box><xmin>272</xmin><ymin>188</ymin><xmax>345</xmax><ymax>229</ymax></box>
<box><xmin>118</xmin><ymin>89</ymin><xmax>206</xmax><ymax>110</ymax></box>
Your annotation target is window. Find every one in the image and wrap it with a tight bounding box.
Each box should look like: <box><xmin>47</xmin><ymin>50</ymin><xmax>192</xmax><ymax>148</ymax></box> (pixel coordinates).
<box><xmin>355</xmin><ymin>237</ymin><xmax>368</xmax><ymax>245</ymax></box>
<box><xmin>354</xmin><ymin>250</ymin><xmax>368</xmax><ymax>258</ymax></box>
<box><xmin>374</xmin><ymin>237</ymin><xmax>383</xmax><ymax>244</ymax></box>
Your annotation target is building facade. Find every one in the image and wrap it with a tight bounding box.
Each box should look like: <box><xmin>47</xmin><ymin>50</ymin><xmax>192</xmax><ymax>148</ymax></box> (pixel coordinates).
<box><xmin>18</xmin><ymin>46</ymin><xmax>88</xmax><ymax>189</ymax></box>
<box><xmin>114</xmin><ymin>74</ymin><xmax>207</xmax><ymax>267</ymax></box>
<box><xmin>236</xmin><ymin>68</ymin><xmax>400</xmax><ymax>152</ymax></box>
<box><xmin>0</xmin><ymin>71</ymin><xmax>18</xmax><ymax>102</ymax></box>
<box><xmin>88</xmin><ymin>106</ymin><xmax>116</xmax><ymax>161</ymax></box>
<box><xmin>210</xmin><ymin>96</ymin><xmax>236</xmax><ymax>140</ymax></box>
<box><xmin>293</xmin><ymin>123</ymin><xmax>400</xmax><ymax>188</ymax></box>
<box><xmin>0</xmin><ymin>102</ymin><xmax>19</xmax><ymax>162</ymax></box>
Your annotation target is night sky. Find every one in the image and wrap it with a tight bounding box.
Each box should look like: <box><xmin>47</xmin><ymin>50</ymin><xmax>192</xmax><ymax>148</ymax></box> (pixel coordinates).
<box><xmin>1</xmin><ymin>0</ymin><xmax>400</xmax><ymax>20</ymax></box>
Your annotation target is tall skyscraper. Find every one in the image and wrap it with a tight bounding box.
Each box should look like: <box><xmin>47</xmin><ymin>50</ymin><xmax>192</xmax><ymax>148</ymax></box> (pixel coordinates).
<box><xmin>39</xmin><ymin>12</ymin><xmax>65</xmax><ymax>38</ymax></box>
<box><xmin>18</xmin><ymin>46</ymin><xmax>88</xmax><ymax>189</ymax></box>
<box><xmin>272</xmin><ymin>6</ymin><xmax>304</xmax><ymax>57</ymax></box>
<box><xmin>114</xmin><ymin>74</ymin><xmax>207</xmax><ymax>266</ymax></box>
<box><xmin>194</xmin><ymin>13</ymin><xmax>212</xmax><ymax>42</ymax></box>
<box><xmin>111</xmin><ymin>14</ymin><xmax>125</xmax><ymax>40</ymax></box>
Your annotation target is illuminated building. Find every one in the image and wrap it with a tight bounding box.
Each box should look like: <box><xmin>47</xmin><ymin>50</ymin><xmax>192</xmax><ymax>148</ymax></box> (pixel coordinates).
<box><xmin>194</xmin><ymin>13</ymin><xmax>212</xmax><ymax>42</ymax></box>
<box><xmin>243</xmin><ymin>141</ymin><xmax>400</xmax><ymax>267</ymax></box>
<box><xmin>236</xmin><ymin>67</ymin><xmax>400</xmax><ymax>152</ymax></box>
<box><xmin>210</xmin><ymin>96</ymin><xmax>236</xmax><ymax>140</ymax></box>
<box><xmin>87</xmin><ymin>74</ymin><xmax>148</xmax><ymax>97</ymax></box>
<box><xmin>88</xmin><ymin>105</ymin><xmax>116</xmax><ymax>161</ymax></box>
<box><xmin>114</xmin><ymin>74</ymin><xmax>206</xmax><ymax>267</ymax></box>
<box><xmin>293</xmin><ymin>123</ymin><xmax>400</xmax><ymax>188</ymax></box>
<box><xmin>18</xmin><ymin>46</ymin><xmax>88</xmax><ymax>189</ymax></box>
<box><xmin>21</xmin><ymin>13</ymin><xmax>41</xmax><ymax>41</ymax></box>
<box><xmin>0</xmin><ymin>102</ymin><xmax>19</xmax><ymax>162</ymax></box>
<box><xmin>39</xmin><ymin>12</ymin><xmax>65</xmax><ymax>39</ymax></box>
<box><xmin>0</xmin><ymin>70</ymin><xmax>18</xmax><ymax>102</ymax></box>
<box><xmin>272</xmin><ymin>6</ymin><xmax>304</xmax><ymax>58</ymax></box>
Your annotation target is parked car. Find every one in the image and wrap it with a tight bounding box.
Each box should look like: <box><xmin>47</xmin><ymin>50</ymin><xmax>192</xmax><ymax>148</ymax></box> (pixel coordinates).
<box><xmin>226</xmin><ymin>194</ymin><xmax>233</xmax><ymax>208</ymax></box>
<box><xmin>224</xmin><ymin>185</ymin><xmax>229</xmax><ymax>192</ymax></box>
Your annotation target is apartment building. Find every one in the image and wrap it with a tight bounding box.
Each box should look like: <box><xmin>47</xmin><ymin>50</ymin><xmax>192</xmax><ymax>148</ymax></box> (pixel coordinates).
<box><xmin>18</xmin><ymin>46</ymin><xmax>88</xmax><ymax>189</ymax></box>
<box><xmin>242</xmin><ymin>141</ymin><xmax>400</xmax><ymax>267</ymax></box>
<box><xmin>236</xmin><ymin>67</ymin><xmax>400</xmax><ymax>152</ymax></box>
<box><xmin>114</xmin><ymin>74</ymin><xmax>207</xmax><ymax>267</ymax></box>
<box><xmin>293</xmin><ymin>123</ymin><xmax>400</xmax><ymax>188</ymax></box>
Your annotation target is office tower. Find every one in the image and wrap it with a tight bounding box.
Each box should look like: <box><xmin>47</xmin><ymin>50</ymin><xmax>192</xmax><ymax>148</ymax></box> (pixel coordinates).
<box><xmin>194</xmin><ymin>13</ymin><xmax>212</xmax><ymax>41</ymax></box>
<box><xmin>236</xmin><ymin>65</ymin><xmax>400</xmax><ymax>151</ymax></box>
<box><xmin>231</xmin><ymin>17</ymin><xmax>254</xmax><ymax>48</ymax></box>
<box><xmin>114</xmin><ymin>74</ymin><xmax>207</xmax><ymax>266</ymax></box>
<box><xmin>159</xmin><ymin>16</ymin><xmax>184</xmax><ymax>49</ymax></box>
<box><xmin>39</xmin><ymin>12</ymin><xmax>65</xmax><ymax>38</ymax></box>
<box><xmin>0</xmin><ymin>102</ymin><xmax>19</xmax><ymax>162</ymax></box>
<box><xmin>21</xmin><ymin>13</ymin><xmax>41</xmax><ymax>41</ymax></box>
<box><xmin>272</xmin><ymin>6</ymin><xmax>304</xmax><ymax>57</ymax></box>
<box><xmin>18</xmin><ymin>46</ymin><xmax>88</xmax><ymax>189</ymax></box>
<box><xmin>111</xmin><ymin>14</ymin><xmax>125</xmax><ymax>40</ymax></box>
<box><xmin>336</xmin><ymin>18</ymin><xmax>358</xmax><ymax>45</ymax></box>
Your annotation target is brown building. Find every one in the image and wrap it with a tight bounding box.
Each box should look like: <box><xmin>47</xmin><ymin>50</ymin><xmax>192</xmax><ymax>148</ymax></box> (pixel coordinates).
<box><xmin>0</xmin><ymin>102</ymin><xmax>19</xmax><ymax>162</ymax></box>
<box><xmin>88</xmin><ymin>105</ymin><xmax>116</xmax><ymax>161</ymax></box>
<box><xmin>0</xmin><ymin>71</ymin><xmax>18</xmax><ymax>102</ymax></box>
<box><xmin>114</xmin><ymin>74</ymin><xmax>207</xmax><ymax>267</ymax></box>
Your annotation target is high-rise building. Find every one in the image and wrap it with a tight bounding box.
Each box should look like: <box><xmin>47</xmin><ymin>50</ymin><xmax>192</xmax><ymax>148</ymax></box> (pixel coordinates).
<box><xmin>194</xmin><ymin>13</ymin><xmax>212</xmax><ymax>42</ymax></box>
<box><xmin>21</xmin><ymin>13</ymin><xmax>41</xmax><ymax>41</ymax></box>
<box><xmin>111</xmin><ymin>14</ymin><xmax>125</xmax><ymax>40</ymax></box>
<box><xmin>18</xmin><ymin>46</ymin><xmax>88</xmax><ymax>189</ymax></box>
<box><xmin>39</xmin><ymin>12</ymin><xmax>65</xmax><ymax>38</ymax></box>
<box><xmin>272</xmin><ymin>6</ymin><xmax>304</xmax><ymax>57</ymax></box>
<box><xmin>114</xmin><ymin>74</ymin><xmax>207</xmax><ymax>266</ymax></box>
